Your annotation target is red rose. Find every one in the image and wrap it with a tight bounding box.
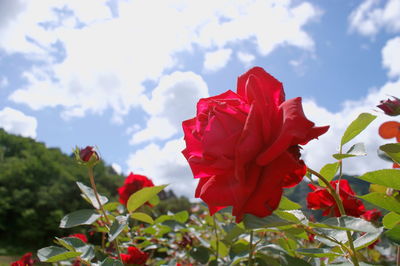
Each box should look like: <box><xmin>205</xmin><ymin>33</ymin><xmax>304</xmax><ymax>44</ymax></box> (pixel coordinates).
<box><xmin>377</xmin><ymin>96</ymin><xmax>400</xmax><ymax>116</ymax></box>
<box><xmin>307</xmin><ymin>179</ymin><xmax>365</xmax><ymax>217</ymax></box>
<box><xmin>118</xmin><ymin>173</ymin><xmax>154</xmax><ymax>205</ymax></box>
<box><xmin>182</xmin><ymin>67</ymin><xmax>329</xmax><ymax>222</ymax></box>
<box><xmin>11</xmin><ymin>252</ymin><xmax>35</xmax><ymax>266</ymax></box>
<box><xmin>68</xmin><ymin>233</ymin><xmax>88</xmax><ymax>243</ymax></box>
<box><xmin>120</xmin><ymin>246</ymin><xmax>149</xmax><ymax>265</ymax></box>
<box><xmin>361</xmin><ymin>209</ymin><xmax>381</xmax><ymax>222</ymax></box>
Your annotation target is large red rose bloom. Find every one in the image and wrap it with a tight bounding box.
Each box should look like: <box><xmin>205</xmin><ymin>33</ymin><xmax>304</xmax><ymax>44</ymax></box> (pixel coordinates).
<box><xmin>182</xmin><ymin>67</ymin><xmax>329</xmax><ymax>222</ymax></box>
<box><xmin>307</xmin><ymin>179</ymin><xmax>365</xmax><ymax>217</ymax></box>
<box><xmin>118</xmin><ymin>173</ymin><xmax>154</xmax><ymax>205</ymax></box>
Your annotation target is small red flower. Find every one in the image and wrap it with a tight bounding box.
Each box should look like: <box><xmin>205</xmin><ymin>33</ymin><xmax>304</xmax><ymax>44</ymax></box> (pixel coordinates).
<box><xmin>118</xmin><ymin>173</ymin><xmax>154</xmax><ymax>205</ymax></box>
<box><xmin>11</xmin><ymin>252</ymin><xmax>35</xmax><ymax>266</ymax></box>
<box><xmin>120</xmin><ymin>246</ymin><xmax>149</xmax><ymax>265</ymax></box>
<box><xmin>377</xmin><ymin>96</ymin><xmax>400</xmax><ymax>116</ymax></box>
<box><xmin>68</xmin><ymin>233</ymin><xmax>88</xmax><ymax>243</ymax></box>
<box><xmin>361</xmin><ymin>209</ymin><xmax>382</xmax><ymax>222</ymax></box>
<box><xmin>307</xmin><ymin>180</ymin><xmax>365</xmax><ymax>217</ymax></box>
<box><xmin>378</xmin><ymin>121</ymin><xmax>400</xmax><ymax>142</ymax></box>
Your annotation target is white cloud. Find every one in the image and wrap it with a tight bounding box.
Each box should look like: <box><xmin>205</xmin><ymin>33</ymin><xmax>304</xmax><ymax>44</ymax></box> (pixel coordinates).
<box><xmin>302</xmin><ymin>79</ymin><xmax>400</xmax><ymax>176</ymax></box>
<box><xmin>349</xmin><ymin>0</ymin><xmax>400</xmax><ymax>36</ymax></box>
<box><xmin>126</xmin><ymin>138</ymin><xmax>197</xmax><ymax>198</ymax></box>
<box><xmin>112</xmin><ymin>162</ymin><xmax>122</xmax><ymax>175</ymax></box>
<box><xmin>2</xmin><ymin>0</ymin><xmax>319</xmax><ymax>121</ymax></box>
<box><xmin>131</xmin><ymin>71</ymin><xmax>208</xmax><ymax>144</ymax></box>
<box><xmin>0</xmin><ymin>107</ymin><xmax>37</xmax><ymax>138</ymax></box>
<box><xmin>203</xmin><ymin>48</ymin><xmax>232</xmax><ymax>72</ymax></box>
<box><xmin>0</xmin><ymin>76</ymin><xmax>9</xmax><ymax>88</ymax></box>
<box><xmin>382</xmin><ymin>36</ymin><xmax>400</xmax><ymax>78</ymax></box>
<box><xmin>237</xmin><ymin>51</ymin><xmax>255</xmax><ymax>66</ymax></box>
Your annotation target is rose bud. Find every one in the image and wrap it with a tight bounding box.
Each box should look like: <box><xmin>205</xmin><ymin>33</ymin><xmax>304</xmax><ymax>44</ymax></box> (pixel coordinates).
<box><xmin>74</xmin><ymin>146</ymin><xmax>100</xmax><ymax>165</ymax></box>
<box><xmin>377</xmin><ymin>96</ymin><xmax>400</xmax><ymax>116</ymax></box>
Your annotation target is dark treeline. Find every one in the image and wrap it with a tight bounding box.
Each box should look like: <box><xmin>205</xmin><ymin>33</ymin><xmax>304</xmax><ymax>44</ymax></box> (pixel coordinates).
<box><xmin>0</xmin><ymin>129</ymin><xmax>191</xmax><ymax>254</ymax></box>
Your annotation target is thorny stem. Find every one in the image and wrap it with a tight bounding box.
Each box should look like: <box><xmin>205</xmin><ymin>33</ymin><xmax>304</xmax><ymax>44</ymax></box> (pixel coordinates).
<box><xmin>88</xmin><ymin>167</ymin><xmax>121</xmax><ymax>260</ymax></box>
<box><xmin>248</xmin><ymin>230</ymin><xmax>254</xmax><ymax>266</ymax></box>
<box><xmin>307</xmin><ymin>167</ymin><xmax>360</xmax><ymax>266</ymax></box>
<box><xmin>213</xmin><ymin>215</ymin><xmax>219</xmax><ymax>265</ymax></box>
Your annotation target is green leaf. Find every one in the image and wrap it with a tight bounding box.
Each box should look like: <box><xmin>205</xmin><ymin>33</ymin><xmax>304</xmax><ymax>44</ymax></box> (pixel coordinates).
<box><xmin>189</xmin><ymin>246</ymin><xmax>210</xmax><ymax>264</ymax></box>
<box><xmin>56</xmin><ymin>237</ymin><xmax>94</xmax><ymax>261</ymax></box>
<box><xmin>173</xmin><ymin>210</ymin><xmax>189</xmax><ymax>223</ymax></box>
<box><xmin>100</xmin><ymin>257</ymin><xmax>124</xmax><ymax>266</ymax></box>
<box><xmin>243</xmin><ymin>214</ymin><xmax>294</xmax><ymax>229</ymax></box>
<box><xmin>315</xmin><ymin>216</ymin><xmax>379</xmax><ymax>233</ymax></box>
<box><xmin>59</xmin><ymin>209</ymin><xmax>101</xmax><ymax>228</ymax></box>
<box><xmin>108</xmin><ymin>215</ymin><xmax>128</xmax><ymax>242</ymax></box>
<box><xmin>380</xmin><ymin>143</ymin><xmax>400</xmax><ymax>163</ymax></box>
<box><xmin>357</xmin><ymin>169</ymin><xmax>400</xmax><ymax>190</ymax></box>
<box><xmin>131</xmin><ymin>212</ymin><xmax>154</xmax><ymax>224</ymax></box>
<box><xmin>359</xmin><ymin>192</ymin><xmax>400</xmax><ymax>213</ymax></box>
<box><xmin>383</xmin><ymin>212</ymin><xmax>400</xmax><ymax>229</ymax></box>
<box><xmin>296</xmin><ymin>248</ymin><xmax>340</xmax><ymax>258</ymax></box>
<box><xmin>340</xmin><ymin>113</ymin><xmax>376</xmax><ymax>146</ymax></box>
<box><xmin>278</xmin><ymin>196</ymin><xmax>301</xmax><ymax>210</ymax></box>
<box><xmin>103</xmin><ymin>202</ymin><xmax>119</xmax><ymax>212</ymax></box>
<box><xmin>318</xmin><ymin>162</ymin><xmax>340</xmax><ymax>185</ymax></box>
<box><xmin>37</xmin><ymin>246</ymin><xmax>81</xmax><ymax>262</ymax></box>
<box><xmin>385</xmin><ymin>224</ymin><xmax>400</xmax><ymax>244</ymax></box>
<box><xmin>333</xmin><ymin>143</ymin><xmax>366</xmax><ymax>160</ymax></box>
<box><xmin>76</xmin><ymin>182</ymin><xmax>108</xmax><ymax>209</ymax></box>
<box><xmin>127</xmin><ymin>185</ymin><xmax>167</xmax><ymax>213</ymax></box>
<box><xmin>210</xmin><ymin>240</ymin><xmax>228</xmax><ymax>258</ymax></box>
<box><xmin>353</xmin><ymin>227</ymin><xmax>383</xmax><ymax>250</ymax></box>
<box><xmin>148</xmin><ymin>195</ymin><xmax>160</xmax><ymax>206</ymax></box>
<box><xmin>223</xmin><ymin>223</ymin><xmax>245</xmax><ymax>244</ymax></box>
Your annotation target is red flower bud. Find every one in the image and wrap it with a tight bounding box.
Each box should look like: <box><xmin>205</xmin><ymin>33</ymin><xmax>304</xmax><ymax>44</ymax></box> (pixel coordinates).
<box><xmin>79</xmin><ymin>146</ymin><xmax>99</xmax><ymax>162</ymax></box>
<box><xmin>377</xmin><ymin>96</ymin><xmax>400</xmax><ymax>116</ymax></box>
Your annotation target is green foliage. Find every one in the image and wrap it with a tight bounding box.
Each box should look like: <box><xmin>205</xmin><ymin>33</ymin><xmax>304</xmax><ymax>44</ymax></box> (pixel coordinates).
<box><xmin>0</xmin><ymin>129</ymin><xmax>123</xmax><ymax>251</ymax></box>
<box><xmin>339</xmin><ymin>113</ymin><xmax>376</xmax><ymax>146</ymax></box>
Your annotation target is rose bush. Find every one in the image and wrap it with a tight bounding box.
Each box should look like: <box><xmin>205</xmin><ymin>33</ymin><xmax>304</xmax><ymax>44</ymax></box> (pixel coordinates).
<box><xmin>182</xmin><ymin>67</ymin><xmax>329</xmax><ymax>221</ymax></box>
<box><xmin>118</xmin><ymin>172</ymin><xmax>154</xmax><ymax>205</ymax></box>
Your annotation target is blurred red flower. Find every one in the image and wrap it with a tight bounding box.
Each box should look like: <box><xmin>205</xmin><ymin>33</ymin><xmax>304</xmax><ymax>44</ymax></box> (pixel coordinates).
<box><xmin>120</xmin><ymin>246</ymin><xmax>148</xmax><ymax>265</ymax></box>
<box><xmin>361</xmin><ymin>209</ymin><xmax>382</xmax><ymax>222</ymax></box>
<box><xmin>68</xmin><ymin>233</ymin><xmax>88</xmax><ymax>243</ymax></box>
<box><xmin>11</xmin><ymin>253</ymin><xmax>35</xmax><ymax>266</ymax></box>
<box><xmin>377</xmin><ymin>96</ymin><xmax>400</xmax><ymax>116</ymax></box>
<box><xmin>118</xmin><ymin>173</ymin><xmax>154</xmax><ymax>205</ymax></box>
<box><xmin>307</xmin><ymin>179</ymin><xmax>365</xmax><ymax>217</ymax></box>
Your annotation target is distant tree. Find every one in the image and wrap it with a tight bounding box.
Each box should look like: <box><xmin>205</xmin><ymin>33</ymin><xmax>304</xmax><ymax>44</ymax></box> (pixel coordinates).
<box><xmin>0</xmin><ymin>129</ymin><xmax>123</xmax><ymax>253</ymax></box>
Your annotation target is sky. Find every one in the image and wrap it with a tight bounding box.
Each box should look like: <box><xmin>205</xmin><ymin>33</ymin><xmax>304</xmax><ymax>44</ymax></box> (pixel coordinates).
<box><xmin>0</xmin><ymin>0</ymin><xmax>399</xmax><ymax>199</ymax></box>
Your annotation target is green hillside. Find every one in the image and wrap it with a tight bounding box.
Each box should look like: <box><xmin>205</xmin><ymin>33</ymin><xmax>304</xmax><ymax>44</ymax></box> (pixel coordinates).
<box><xmin>0</xmin><ymin>129</ymin><xmax>124</xmax><ymax>253</ymax></box>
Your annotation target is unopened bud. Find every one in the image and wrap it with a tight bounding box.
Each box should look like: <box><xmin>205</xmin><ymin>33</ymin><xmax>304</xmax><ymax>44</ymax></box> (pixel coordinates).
<box><xmin>74</xmin><ymin>146</ymin><xmax>100</xmax><ymax>165</ymax></box>
<box><xmin>377</xmin><ymin>96</ymin><xmax>400</xmax><ymax>116</ymax></box>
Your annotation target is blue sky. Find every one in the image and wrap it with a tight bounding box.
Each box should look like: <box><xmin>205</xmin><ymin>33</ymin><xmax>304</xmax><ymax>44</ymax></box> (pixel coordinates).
<box><xmin>0</xmin><ymin>0</ymin><xmax>399</xmax><ymax>198</ymax></box>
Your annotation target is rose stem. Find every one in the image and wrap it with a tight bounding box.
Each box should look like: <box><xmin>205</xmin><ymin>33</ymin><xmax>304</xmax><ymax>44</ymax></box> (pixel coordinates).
<box><xmin>397</xmin><ymin>246</ymin><xmax>400</xmax><ymax>266</ymax></box>
<box><xmin>307</xmin><ymin>167</ymin><xmax>360</xmax><ymax>266</ymax></box>
<box><xmin>248</xmin><ymin>230</ymin><xmax>254</xmax><ymax>266</ymax></box>
<box><xmin>88</xmin><ymin>166</ymin><xmax>121</xmax><ymax>260</ymax></box>
<box><xmin>212</xmin><ymin>215</ymin><xmax>219</xmax><ymax>265</ymax></box>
